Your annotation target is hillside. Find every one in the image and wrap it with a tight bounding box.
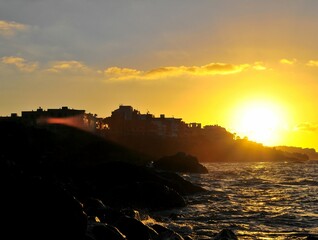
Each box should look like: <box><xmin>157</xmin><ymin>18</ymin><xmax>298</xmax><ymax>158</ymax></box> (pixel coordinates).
<box><xmin>275</xmin><ymin>146</ymin><xmax>318</xmax><ymax>160</ymax></box>
<box><xmin>0</xmin><ymin>119</ymin><xmax>151</xmax><ymax>168</ymax></box>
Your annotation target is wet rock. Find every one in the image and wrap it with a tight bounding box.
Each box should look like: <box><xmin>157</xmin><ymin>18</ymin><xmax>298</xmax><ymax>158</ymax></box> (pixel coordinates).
<box><xmin>307</xmin><ymin>235</ymin><xmax>318</xmax><ymax>240</ymax></box>
<box><xmin>213</xmin><ymin>229</ymin><xmax>238</xmax><ymax>240</ymax></box>
<box><xmin>88</xmin><ymin>223</ymin><xmax>127</xmax><ymax>240</ymax></box>
<box><xmin>114</xmin><ymin>216</ymin><xmax>159</xmax><ymax>240</ymax></box>
<box><xmin>104</xmin><ymin>181</ymin><xmax>186</xmax><ymax>210</ymax></box>
<box><xmin>0</xmin><ymin>175</ymin><xmax>87</xmax><ymax>240</ymax></box>
<box><xmin>183</xmin><ymin>236</ymin><xmax>194</xmax><ymax>240</ymax></box>
<box><xmin>83</xmin><ymin>161</ymin><xmax>205</xmax><ymax>200</ymax></box>
<box><xmin>120</xmin><ymin>208</ymin><xmax>141</xmax><ymax>221</ymax></box>
<box><xmin>152</xmin><ymin>224</ymin><xmax>184</xmax><ymax>240</ymax></box>
<box><xmin>153</xmin><ymin>152</ymin><xmax>208</xmax><ymax>174</ymax></box>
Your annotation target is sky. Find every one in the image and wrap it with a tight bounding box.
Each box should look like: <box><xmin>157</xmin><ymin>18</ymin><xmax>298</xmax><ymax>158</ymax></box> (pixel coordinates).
<box><xmin>1</xmin><ymin>0</ymin><xmax>318</xmax><ymax>150</ymax></box>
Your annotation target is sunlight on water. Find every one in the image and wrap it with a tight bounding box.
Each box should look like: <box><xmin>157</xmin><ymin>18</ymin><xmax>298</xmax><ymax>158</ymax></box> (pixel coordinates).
<box><xmin>154</xmin><ymin>161</ymin><xmax>318</xmax><ymax>240</ymax></box>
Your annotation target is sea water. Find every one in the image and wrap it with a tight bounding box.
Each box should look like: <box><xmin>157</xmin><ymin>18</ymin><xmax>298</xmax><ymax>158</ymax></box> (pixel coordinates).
<box><xmin>151</xmin><ymin>161</ymin><xmax>318</xmax><ymax>239</ymax></box>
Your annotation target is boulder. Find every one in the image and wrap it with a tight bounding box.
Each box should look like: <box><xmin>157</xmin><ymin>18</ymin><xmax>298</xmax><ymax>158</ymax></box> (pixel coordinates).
<box><xmin>0</xmin><ymin>175</ymin><xmax>87</xmax><ymax>240</ymax></box>
<box><xmin>102</xmin><ymin>181</ymin><xmax>186</xmax><ymax>210</ymax></box>
<box><xmin>213</xmin><ymin>229</ymin><xmax>238</xmax><ymax>240</ymax></box>
<box><xmin>152</xmin><ymin>224</ymin><xmax>184</xmax><ymax>240</ymax></box>
<box><xmin>88</xmin><ymin>223</ymin><xmax>127</xmax><ymax>240</ymax></box>
<box><xmin>114</xmin><ymin>216</ymin><xmax>159</xmax><ymax>240</ymax></box>
<box><xmin>153</xmin><ymin>152</ymin><xmax>208</xmax><ymax>174</ymax></box>
<box><xmin>77</xmin><ymin>161</ymin><xmax>205</xmax><ymax>209</ymax></box>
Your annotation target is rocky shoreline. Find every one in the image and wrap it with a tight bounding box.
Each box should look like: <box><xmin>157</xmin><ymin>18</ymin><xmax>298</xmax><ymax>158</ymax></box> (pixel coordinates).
<box><xmin>1</xmin><ymin>155</ymin><xmax>241</xmax><ymax>240</ymax></box>
<box><xmin>3</xmin><ymin>119</ymin><xmax>312</xmax><ymax>239</ymax></box>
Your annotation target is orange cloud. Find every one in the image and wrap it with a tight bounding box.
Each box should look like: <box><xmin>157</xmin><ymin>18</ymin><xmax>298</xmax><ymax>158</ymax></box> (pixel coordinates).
<box><xmin>294</xmin><ymin>122</ymin><xmax>318</xmax><ymax>132</ymax></box>
<box><xmin>253</xmin><ymin>62</ymin><xmax>267</xmax><ymax>70</ymax></box>
<box><xmin>0</xmin><ymin>20</ymin><xmax>28</xmax><ymax>37</ymax></box>
<box><xmin>47</xmin><ymin>61</ymin><xmax>90</xmax><ymax>73</ymax></box>
<box><xmin>280</xmin><ymin>58</ymin><xmax>297</xmax><ymax>65</ymax></box>
<box><xmin>1</xmin><ymin>56</ymin><xmax>38</xmax><ymax>72</ymax></box>
<box><xmin>104</xmin><ymin>62</ymin><xmax>250</xmax><ymax>80</ymax></box>
<box><xmin>307</xmin><ymin>60</ymin><xmax>318</xmax><ymax>67</ymax></box>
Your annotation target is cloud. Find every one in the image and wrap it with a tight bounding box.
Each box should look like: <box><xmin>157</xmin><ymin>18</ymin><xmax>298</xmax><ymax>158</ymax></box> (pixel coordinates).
<box><xmin>280</xmin><ymin>58</ymin><xmax>297</xmax><ymax>65</ymax></box>
<box><xmin>294</xmin><ymin>122</ymin><xmax>318</xmax><ymax>132</ymax></box>
<box><xmin>1</xmin><ymin>56</ymin><xmax>38</xmax><ymax>72</ymax></box>
<box><xmin>0</xmin><ymin>20</ymin><xmax>28</xmax><ymax>37</ymax></box>
<box><xmin>306</xmin><ymin>60</ymin><xmax>318</xmax><ymax>67</ymax></box>
<box><xmin>253</xmin><ymin>62</ymin><xmax>267</xmax><ymax>70</ymax></box>
<box><xmin>104</xmin><ymin>62</ymin><xmax>250</xmax><ymax>81</ymax></box>
<box><xmin>47</xmin><ymin>61</ymin><xmax>91</xmax><ymax>73</ymax></box>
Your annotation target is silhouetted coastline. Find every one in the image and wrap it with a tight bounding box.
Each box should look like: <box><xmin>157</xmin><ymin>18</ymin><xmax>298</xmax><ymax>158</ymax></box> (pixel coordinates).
<box><xmin>1</xmin><ymin>106</ymin><xmax>317</xmax><ymax>239</ymax></box>
<box><xmin>0</xmin><ymin>119</ymin><xmax>208</xmax><ymax>239</ymax></box>
<box><xmin>2</xmin><ymin>105</ymin><xmax>315</xmax><ymax>162</ymax></box>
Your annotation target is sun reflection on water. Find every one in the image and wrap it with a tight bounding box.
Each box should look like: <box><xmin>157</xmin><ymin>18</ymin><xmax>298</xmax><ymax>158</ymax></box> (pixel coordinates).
<box><xmin>170</xmin><ymin>162</ymin><xmax>318</xmax><ymax>239</ymax></box>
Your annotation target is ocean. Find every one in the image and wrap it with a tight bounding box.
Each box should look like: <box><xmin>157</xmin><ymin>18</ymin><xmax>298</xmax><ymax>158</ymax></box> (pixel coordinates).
<box><xmin>150</xmin><ymin>161</ymin><xmax>318</xmax><ymax>239</ymax></box>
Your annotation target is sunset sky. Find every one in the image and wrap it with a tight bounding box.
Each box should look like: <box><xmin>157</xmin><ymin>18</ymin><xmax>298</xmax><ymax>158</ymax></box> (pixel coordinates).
<box><xmin>1</xmin><ymin>0</ymin><xmax>318</xmax><ymax>150</ymax></box>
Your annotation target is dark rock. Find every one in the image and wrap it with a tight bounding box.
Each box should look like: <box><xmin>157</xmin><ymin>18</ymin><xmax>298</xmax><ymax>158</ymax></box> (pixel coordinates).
<box><xmin>79</xmin><ymin>161</ymin><xmax>205</xmax><ymax>209</ymax></box>
<box><xmin>103</xmin><ymin>181</ymin><xmax>186</xmax><ymax>210</ymax></box>
<box><xmin>307</xmin><ymin>235</ymin><xmax>318</xmax><ymax>240</ymax></box>
<box><xmin>152</xmin><ymin>224</ymin><xmax>184</xmax><ymax>240</ymax></box>
<box><xmin>213</xmin><ymin>228</ymin><xmax>238</xmax><ymax>240</ymax></box>
<box><xmin>0</xmin><ymin>175</ymin><xmax>87</xmax><ymax>240</ymax></box>
<box><xmin>153</xmin><ymin>152</ymin><xmax>208</xmax><ymax>174</ymax></box>
<box><xmin>114</xmin><ymin>216</ymin><xmax>159</xmax><ymax>240</ymax></box>
<box><xmin>156</xmin><ymin>171</ymin><xmax>206</xmax><ymax>195</ymax></box>
<box><xmin>83</xmin><ymin>198</ymin><xmax>125</xmax><ymax>225</ymax></box>
<box><xmin>83</xmin><ymin>197</ymin><xmax>111</xmax><ymax>222</ymax></box>
<box><xmin>89</xmin><ymin>223</ymin><xmax>127</xmax><ymax>240</ymax></box>
<box><xmin>120</xmin><ymin>208</ymin><xmax>141</xmax><ymax>221</ymax></box>
<box><xmin>184</xmin><ymin>236</ymin><xmax>194</xmax><ymax>240</ymax></box>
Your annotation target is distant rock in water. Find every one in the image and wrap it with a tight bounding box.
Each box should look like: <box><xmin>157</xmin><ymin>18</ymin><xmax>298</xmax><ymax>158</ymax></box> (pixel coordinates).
<box><xmin>153</xmin><ymin>152</ymin><xmax>208</xmax><ymax>174</ymax></box>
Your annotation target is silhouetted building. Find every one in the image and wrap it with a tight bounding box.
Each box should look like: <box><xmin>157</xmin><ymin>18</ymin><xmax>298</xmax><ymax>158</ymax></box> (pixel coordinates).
<box><xmin>104</xmin><ymin>105</ymin><xmax>188</xmax><ymax>137</ymax></box>
<box><xmin>1</xmin><ymin>105</ymin><xmax>235</xmax><ymax>141</ymax></box>
<box><xmin>20</xmin><ymin>106</ymin><xmax>97</xmax><ymax>131</ymax></box>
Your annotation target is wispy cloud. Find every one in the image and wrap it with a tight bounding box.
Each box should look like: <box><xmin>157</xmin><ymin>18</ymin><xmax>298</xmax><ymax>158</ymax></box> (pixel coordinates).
<box><xmin>0</xmin><ymin>20</ymin><xmax>28</xmax><ymax>37</ymax></box>
<box><xmin>294</xmin><ymin>122</ymin><xmax>318</xmax><ymax>132</ymax></box>
<box><xmin>46</xmin><ymin>61</ymin><xmax>91</xmax><ymax>73</ymax></box>
<box><xmin>1</xmin><ymin>56</ymin><xmax>38</xmax><ymax>72</ymax></box>
<box><xmin>104</xmin><ymin>62</ymin><xmax>250</xmax><ymax>81</ymax></box>
<box><xmin>252</xmin><ymin>62</ymin><xmax>267</xmax><ymax>70</ymax></box>
<box><xmin>280</xmin><ymin>58</ymin><xmax>297</xmax><ymax>65</ymax></box>
<box><xmin>306</xmin><ymin>60</ymin><xmax>318</xmax><ymax>67</ymax></box>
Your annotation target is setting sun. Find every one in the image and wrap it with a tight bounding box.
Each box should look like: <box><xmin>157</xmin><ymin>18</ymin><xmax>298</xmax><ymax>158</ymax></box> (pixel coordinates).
<box><xmin>231</xmin><ymin>101</ymin><xmax>286</xmax><ymax>146</ymax></box>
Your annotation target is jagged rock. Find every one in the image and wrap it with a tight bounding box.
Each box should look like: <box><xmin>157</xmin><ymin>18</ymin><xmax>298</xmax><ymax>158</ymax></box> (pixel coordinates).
<box><xmin>83</xmin><ymin>198</ymin><xmax>112</xmax><ymax>223</ymax></box>
<box><xmin>152</xmin><ymin>224</ymin><xmax>184</xmax><ymax>240</ymax></box>
<box><xmin>79</xmin><ymin>161</ymin><xmax>205</xmax><ymax>210</ymax></box>
<box><xmin>153</xmin><ymin>152</ymin><xmax>208</xmax><ymax>174</ymax></box>
<box><xmin>0</xmin><ymin>175</ymin><xmax>87</xmax><ymax>240</ymax></box>
<box><xmin>103</xmin><ymin>181</ymin><xmax>186</xmax><ymax>210</ymax></box>
<box><xmin>307</xmin><ymin>235</ymin><xmax>318</xmax><ymax>240</ymax></box>
<box><xmin>88</xmin><ymin>223</ymin><xmax>127</xmax><ymax>240</ymax></box>
<box><xmin>184</xmin><ymin>236</ymin><xmax>194</xmax><ymax>240</ymax></box>
<box><xmin>120</xmin><ymin>208</ymin><xmax>141</xmax><ymax>221</ymax></box>
<box><xmin>213</xmin><ymin>229</ymin><xmax>238</xmax><ymax>240</ymax></box>
<box><xmin>156</xmin><ymin>171</ymin><xmax>206</xmax><ymax>195</ymax></box>
<box><xmin>114</xmin><ymin>216</ymin><xmax>159</xmax><ymax>240</ymax></box>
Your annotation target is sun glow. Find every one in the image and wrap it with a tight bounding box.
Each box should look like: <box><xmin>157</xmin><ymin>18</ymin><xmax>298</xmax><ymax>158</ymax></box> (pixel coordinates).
<box><xmin>232</xmin><ymin>101</ymin><xmax>286</xmax><ymax>146</ymax></box>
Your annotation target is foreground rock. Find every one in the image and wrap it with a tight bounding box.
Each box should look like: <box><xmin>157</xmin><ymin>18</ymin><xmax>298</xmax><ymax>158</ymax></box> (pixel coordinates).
<box><xmin>153</xmin><ymin>152</ymin><xmax>208</xmax><ymax>174</ymax></box>
<box><xmin>0</xmin><ymin>175</ymin><xmax>87</xmax><ymax>240</ymax></box>
<box><xmin>213</xmin><ymin>229</ymin><xmax>238</xmax><ymax>240</ymax></box>
<box><xmin>0</xmin><ymin>172</ymin><xmax>195</xmax><ymax>240</ymax></box>
<box><xmin>0</xmin><ymin>120</ymin><xmax>207</xmax><ymax>239</ymax></box>
<box><xmin>72</xmin><ymin>161</ymin><xmax>206</xmax><ymax>210</ymax></box>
